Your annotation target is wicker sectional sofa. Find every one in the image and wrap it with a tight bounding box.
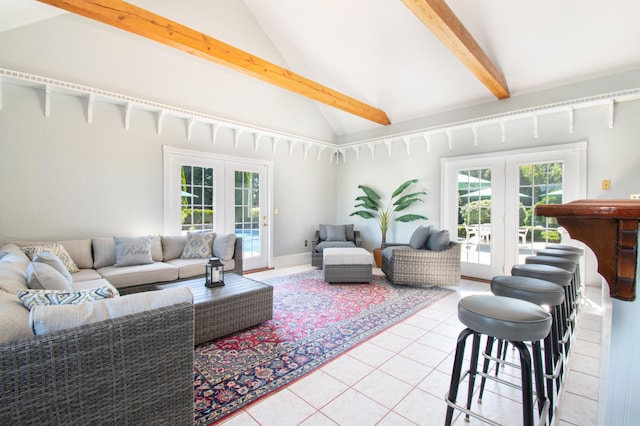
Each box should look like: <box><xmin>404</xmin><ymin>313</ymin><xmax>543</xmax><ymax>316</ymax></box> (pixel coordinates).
<box><xmin>0</xmin><ymin>233</ymin><xmax>244</xmax><ymax>425</ymax></box>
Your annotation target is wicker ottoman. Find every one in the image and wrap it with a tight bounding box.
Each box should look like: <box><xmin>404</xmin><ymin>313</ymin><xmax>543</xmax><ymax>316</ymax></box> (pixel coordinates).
<box><xmin>323</xmin><ymin>247</ymin><xmax>373</xmax><ymax>283</ymax></box>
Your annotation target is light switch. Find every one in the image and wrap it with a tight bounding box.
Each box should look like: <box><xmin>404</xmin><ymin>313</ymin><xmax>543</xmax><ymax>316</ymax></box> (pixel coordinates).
<box><xmin>274</xmin><ymin>208</ymin><xmax>279</xmax><ymax>215</ymax></box>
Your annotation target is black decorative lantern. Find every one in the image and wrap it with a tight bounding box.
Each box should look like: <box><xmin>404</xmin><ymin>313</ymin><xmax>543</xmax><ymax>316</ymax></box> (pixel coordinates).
<box><xmin>205</xmin><ymin>257</ymin><xmax>224</xmax><ymax>288</ymax></box>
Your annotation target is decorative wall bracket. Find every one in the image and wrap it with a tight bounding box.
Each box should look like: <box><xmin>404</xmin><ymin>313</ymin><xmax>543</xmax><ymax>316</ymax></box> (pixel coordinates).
<box><xmin>536</xmin><ymin>200</ymin><xmax>640</xmax><ymax>301</ymax></box>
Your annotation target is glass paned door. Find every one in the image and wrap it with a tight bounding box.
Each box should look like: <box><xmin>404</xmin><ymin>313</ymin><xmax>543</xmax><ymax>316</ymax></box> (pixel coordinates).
<box><xmin>458</xmin><ymin>168</ymin><xmax>493</xmax><ymax>267</ymax></box>
<box><xmin>516</xmin><ymin>162</ymin><xmax>564</xmax><ymax>264</ymax></box>
<box><xmin>180</xmin><ymin>165</ymin><xmax>215</xmax><ymax>232</ymax></box>
<box><xmin>227</xmin><ymin>163</ymin><xmax>269</xmax><ymax>271</ymax></box>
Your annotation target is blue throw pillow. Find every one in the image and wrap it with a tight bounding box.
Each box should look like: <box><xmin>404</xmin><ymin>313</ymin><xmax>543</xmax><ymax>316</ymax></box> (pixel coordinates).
<box><xmin>409</xmin><ymin>225</ymin><xmax>431</xmax><ymax>249</ymax></box>
<box><xmin>425</xmin><ymin>229</ymin><xmax>450</xmax><ymax>251</ymax></box>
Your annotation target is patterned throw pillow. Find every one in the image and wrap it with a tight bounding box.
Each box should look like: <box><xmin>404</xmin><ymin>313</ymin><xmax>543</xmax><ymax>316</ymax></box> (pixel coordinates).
<box><xmin>22</xmin><ymin>244</ymin><xmax>79</xmax><ymax>273</ymax></box>
<box><xmin>17</xmin><ymin>286</ymin><xmax>118</xmax><ymax>310</ymax></box>
<box><xmin>181</xmin><ymin>231</ymin><xmax>215</xmax><ymax>259</ymax></box>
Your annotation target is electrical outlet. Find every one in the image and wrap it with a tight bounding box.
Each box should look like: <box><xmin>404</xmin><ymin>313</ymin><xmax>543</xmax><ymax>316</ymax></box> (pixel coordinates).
<box><xmin>631</xmin><ymin>194</ymin><xmax>640</xmax><ymax>200</ymax></box>
<box><xmin>602</xmin><ymin>179</ymin><xmax>611</xmax><ymax>190</ymax></box>
<box><xmin>304</xmin><ymin>240</ymin><xmax>308</xmax><ymax>247</ymax></box>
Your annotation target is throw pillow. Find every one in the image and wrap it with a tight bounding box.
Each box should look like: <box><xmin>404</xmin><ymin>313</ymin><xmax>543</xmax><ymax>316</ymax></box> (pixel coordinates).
<box><xmin>21</xmin><ymin>244</ymin><xmax>79</xmax><ymax>273</ymax></box>
<box><xmin>325</xmin><ymin>225</ymin><xmax>347</xmax><ymax>242</ymax></box>
<box><xmin>181</xmin><ymin>231</ymin><xmax>215</xmax><ymax>259</ymax></box>
<box><xmin>409</xmin><ymin>225</ymin><xmax>432</xmax><ymax>249</ymax></box>
<box><xmin>213</xmin><ymin>233</ymin><xmax>236</xmax><ymax>261</ymax></box>
<box><xmin>17</xmin><ymin>286</ymin><xmax>117</xmax><ymax>310</ymax></box>
<box><xmin>33</xmin><ymin>251</ymin><xmax>73</xmax><ymax>284</ymax></box>
<box><xmin>27</xmin><ymin>262</ymin><xmax>74</xmax><ymax>291</ymax></box>
<box><xmin>114</xmin><ymin>236</ymin><xmax>154</xmax><ymax>267</ymax></box>
<box><xmin>425</xmin><ymin>229</ymin><xmax>451</xmax><ymax>251</ymax></box>
<box><xmin>161</xmin><ymin>235</ymin><xmax>187</xmax><ymax>261</ymax></box>
<box><xmin>29</xmin><ymin>287</ymin><xmax>192</xmax><ymax>335</ymax></box>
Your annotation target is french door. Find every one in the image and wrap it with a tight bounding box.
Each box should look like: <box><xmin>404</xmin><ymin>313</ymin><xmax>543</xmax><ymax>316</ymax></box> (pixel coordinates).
<box><xmin>442</xmin><ymin>143</ymin><xmax>586</xmax><ymax>280</ymax></box>
<box><xmin>163</xmin><ymin>146</ymin><xmax>272</xmax><ymax>271</ymax></box>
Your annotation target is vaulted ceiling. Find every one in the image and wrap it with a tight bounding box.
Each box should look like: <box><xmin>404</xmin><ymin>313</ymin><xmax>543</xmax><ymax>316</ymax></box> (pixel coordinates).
<box><xmin>2</xmin><ymin>0</ymin><xmax>640</xmax><ymax>139</ymax></box>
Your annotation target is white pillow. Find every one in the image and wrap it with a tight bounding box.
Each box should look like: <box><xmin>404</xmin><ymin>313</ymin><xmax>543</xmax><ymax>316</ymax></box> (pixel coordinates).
<box><xmin>26</xmin><ymin>263</ymin><xmax>74</xmax><ymax>291</ymax></box>
<box><xmin>33</xmin><ymin>251</ymin><xmax>73</xmax><ymax>284</ymax></box>
<box><xmin>29</xmin><ymin>287</ymin><xmax>193</xmax><ymax>335</ymax></box>
<box><xmin>213</xmin><ymin>233</ymin><xmax>237</xmax><ymax>261</ymax></box>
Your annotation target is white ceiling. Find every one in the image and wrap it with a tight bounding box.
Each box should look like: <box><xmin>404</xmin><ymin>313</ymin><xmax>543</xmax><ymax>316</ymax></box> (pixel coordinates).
<box><xmin>2</xmin><ymin>0</ymin><xmax>640</xmax><ymax>137</ymax></box>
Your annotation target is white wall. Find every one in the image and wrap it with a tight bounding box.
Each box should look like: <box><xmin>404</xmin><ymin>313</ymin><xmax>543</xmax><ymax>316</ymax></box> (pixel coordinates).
<box><xmin>0</xmin><ymin>83</ymin><xmax>337</xmax><ymax>258</ymax></box>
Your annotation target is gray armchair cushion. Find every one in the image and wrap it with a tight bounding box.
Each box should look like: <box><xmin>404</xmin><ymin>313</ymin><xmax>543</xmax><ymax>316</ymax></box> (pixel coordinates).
<box><xmin>325</xmin><ymin>225</ymin><xmax>347</xmax><ymax>241</ymax></box>
<box><xmin>382</xmin><ymin>245</ymin><xmax>413</xmax><ymax>261</ymax></box>
<box><xmin>426</xmin><ymin>229</ymin><xmax>451</xmax><ymax>251</ymax></box>
<box><xmin>409</xmin><ymin>225</ymin><xmax>432</xmax><ymax>249</ymax></box>
<box><xmin>319</xmin><ymin>224</ymin><xmax>354</xmax><ymax>242</ymax></box>
<box><xmin>315</xmin><ymin>241</ymin><xmax>356</xmax><ymax>253</ymax></box>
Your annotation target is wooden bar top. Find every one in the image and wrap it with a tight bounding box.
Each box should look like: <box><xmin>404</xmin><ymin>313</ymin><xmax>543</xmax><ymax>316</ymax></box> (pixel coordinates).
<box><xmin>536</xmin><ymin>199</ymin><xmax>640</xmax><ymax>301</ymax></box>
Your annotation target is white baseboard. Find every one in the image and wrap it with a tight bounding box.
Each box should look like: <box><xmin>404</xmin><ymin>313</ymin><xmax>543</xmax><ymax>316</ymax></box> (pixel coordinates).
<box><xmin>272</xmin><ymin>252</ymin><xmax>311</xmax><ymax>268</ymax></box>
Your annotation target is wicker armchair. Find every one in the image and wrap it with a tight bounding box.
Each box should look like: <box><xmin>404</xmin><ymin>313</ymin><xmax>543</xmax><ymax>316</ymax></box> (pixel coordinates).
<box><xmin>311</xmin><ymin>225</ymin><xmax>362</xmax><ymax>267</ymax></box>
<box><xmin>0</xmin><ymin>303</ymin><xmax>195</xmax><ymax>426</ymax></box>
<box><xmin>381</xmin><ymin>242</ymin><xmax>461</xmax><ymax>287</ymax></box>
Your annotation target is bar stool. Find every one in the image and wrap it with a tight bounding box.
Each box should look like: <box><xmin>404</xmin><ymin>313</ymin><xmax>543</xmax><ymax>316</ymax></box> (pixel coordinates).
<box><xmin>526</xmin><ymin>255</ymin><xmax>578</xmax><ymax>335</ymax></box>
<box><xmin>511</xmin><ymin>263</ymin><xmax>573</xmax><ymax>356</ymax></box>
<box><xmin>537</xmin><ymin>247</ymin><xmax>583</xmax><ymax>309</ymax></box>
<box><xmin>481</xmin><ymin>275</ymin><xmax>566</xmax><ymax>424</ymax></box>
<box><xmin>445</xmin><ymin>295</ymin><xmax>551</xmax><ymax>426</ymax></box>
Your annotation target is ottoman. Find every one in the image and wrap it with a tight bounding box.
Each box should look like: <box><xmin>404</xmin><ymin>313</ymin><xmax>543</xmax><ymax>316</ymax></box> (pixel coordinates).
<box><xmin>323</xmin><ymin>247</ymin><xmax>373</xmax><ymax>283</ymax></box>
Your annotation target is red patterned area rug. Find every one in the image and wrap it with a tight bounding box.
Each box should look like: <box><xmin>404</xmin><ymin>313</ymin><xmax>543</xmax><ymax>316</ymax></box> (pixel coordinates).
<box><xmin>193</xmin><ymin>269</ymin><xmax>452</xmax><ymax>424</ymax></box>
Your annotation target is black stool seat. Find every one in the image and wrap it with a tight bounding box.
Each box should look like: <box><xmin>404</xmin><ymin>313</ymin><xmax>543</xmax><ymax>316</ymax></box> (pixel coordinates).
<box><xmin>458</xmin><ymin>295</ymin><xmax>551</xmax><ymax>342</ymax></box>
<box><xmin>491</xmin><ymin>275</ymin><xmax>564</xmax><ymax>306</ymax></box>
<box><xmin>546</xmin><ymin>244</ymin><xmax>585</xmax><ymax>256</ymax></box>
<box><xmin>446</xmin><ymin>295</ymin><xmax>552</xmax><ymax>426</ymax></box>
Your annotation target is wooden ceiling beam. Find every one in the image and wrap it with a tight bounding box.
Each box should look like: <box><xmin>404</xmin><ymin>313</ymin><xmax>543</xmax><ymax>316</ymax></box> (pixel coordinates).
<box><xmin>37</xmin><ymin>0</ymin><xmax>391</xmax><ymax>126</ymax></box>
<box><xmin>401</xmin><ymin>0</ymin><xmax>510</xmax><ymax>99</ymax></box>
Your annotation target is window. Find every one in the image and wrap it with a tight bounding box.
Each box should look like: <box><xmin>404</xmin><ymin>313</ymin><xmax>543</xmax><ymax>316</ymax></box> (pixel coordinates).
<box><xmin>180</xmin><ymin>165</ymin><xmax>215</xmax><ymax>233</ymax></box>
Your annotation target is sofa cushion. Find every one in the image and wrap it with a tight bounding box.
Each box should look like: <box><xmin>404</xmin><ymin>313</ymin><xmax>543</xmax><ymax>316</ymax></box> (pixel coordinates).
<box><xmin>162</xmin><ymin>235</ymin><xmax>187</xmax><ymax>261</ymax></box>
<box><xmin>213</xmin><ymin>233</ymin><xmax>236</xmax><ymax>261</ymax></box>
<box><xmin>181</xmin><ymin>232</ymin><xmax>215</xmax><ymax>259</ymax></box>
<box><xmin>13</xmin><ymin>239</ymin><xmax>93</xmax><ymax>269</ymax></box>
<box><xmin>71</xmin><ymin>278</ymin><xmax>119</xmax><ymax>296</ymax></box>
<box><xmin>29</xmin><ymin>287</ymin><xmax>193</xmax><ymax>335</ymax></box>
<box><xmin>70</xmin><ymin>269</ymin><xmax>103</xmax><ymax>283</ymax></box>
<box><xmin>425</xmin><ymin>229</ymin><xmax>451</xmax><ymax>251</ymax></box>
<box><xmin>382</xmin><ymin>245</ymin><xmax>413</xmax><ymax>261</ymax></box>
<box><xmin>326</xmin><ymin>225</ymin><xmax>347</xmax><ymax>241</ymax></box>
<box><xmin>165</xmin><ymin>258</ymin><xmax>207</xmax><ymax>279</ymax></box>
<box><xmin>97</xmin><ymin>262</ymin><xmax>179</xmax><ymax>288</ymax></box>
<box><xmin>33</xmin><ymin>252</ymin><xmax>73</xmax><ymax>284</ymax></box>
<box><xmin>315</xmin><ymin>241</ymin><xmax>356</xmax><ymax>253</ymax></box>
<box><xmin>409</xmin><ymin>225</ymin><xmax>432</xmax><ymax>249</ymax></box>
<box><xmin>17</xmin><ymin>286</ymin><xmax>117</xmax><ymax>310</ymax></box>
<box><xmin>92</xmin><ymin>237</ymin><xmax>117</xmax><ymax>269</ymax></box>
<box><xmin>26</xmin><ymin>263</ymin><xmax>74</xmax><ymax>291</ymax></box>
<box><xmin>21</xmin><ymin>243</ymin><xmax>79</xmax><ymax>273</ymax></box>
<box><xmin>150</xmin><ymin>235</ymin><xmax>163</xmax><ymax>262</ymax></box>
<box><xmin>0</xmin><ymin>291</ymin><xmax>32</xmax><ymax>343</ymax></box>
<box><xmin>114</xmin><ymin>236</ymin><xmax>154</xmax><ymax>267</ymax></box>
<box><xmin>0</xmin><ymin>262</ymin><xmax>28</xmax><ymax>294</ymax></box>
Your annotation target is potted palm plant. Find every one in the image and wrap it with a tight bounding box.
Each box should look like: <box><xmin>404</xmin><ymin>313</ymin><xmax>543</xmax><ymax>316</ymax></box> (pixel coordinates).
<box><xmin>350</xmin><ymin>178</ymin><xmax>428</xmax><ymax>267</ymax></box>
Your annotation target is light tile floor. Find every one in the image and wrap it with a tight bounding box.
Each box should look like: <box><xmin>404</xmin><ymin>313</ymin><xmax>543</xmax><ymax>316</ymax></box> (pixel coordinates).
<box><xmin>218</xmin><ymin>265</ymin><xmax>602</xmax><ymax>426</ymax></box>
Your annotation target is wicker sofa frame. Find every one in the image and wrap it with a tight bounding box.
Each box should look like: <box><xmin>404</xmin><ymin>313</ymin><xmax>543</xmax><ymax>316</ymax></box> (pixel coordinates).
<box><xmin>0</xmin><ymin>303</ymin><xmax>195</xmax><ymax>426</ymax></box>
<box><xmin>311</xmin><ymin>230</ymin><xmax>362</xmax><ymax>268</ymax></box>
<box><xmin>381</xmin><ymin>242</ymin><xmax>461</xmax><ymax>287</ymax></box>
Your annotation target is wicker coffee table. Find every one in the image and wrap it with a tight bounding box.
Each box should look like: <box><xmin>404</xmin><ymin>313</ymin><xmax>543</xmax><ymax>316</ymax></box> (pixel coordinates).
<box><xmin>133</xmin><ymin>273</ymin><xmax>273</xmax><ymax>345</ymax></box>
